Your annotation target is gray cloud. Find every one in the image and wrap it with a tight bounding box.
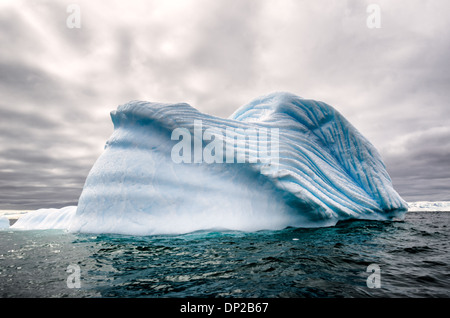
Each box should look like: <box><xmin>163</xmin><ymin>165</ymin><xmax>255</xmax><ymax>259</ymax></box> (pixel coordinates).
<box><xmin>1</xmin><ymin>0</ymin><xmax>449</xmax><ymax>209</ymax></box>
<box><xmin>381</xmin><ymin>126</ymin><xmax>450</xmax><ymax>201</ymax></box>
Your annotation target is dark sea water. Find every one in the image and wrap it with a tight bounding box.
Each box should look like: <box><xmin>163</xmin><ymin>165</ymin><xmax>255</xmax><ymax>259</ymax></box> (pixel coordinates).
<box><xmin>0</xmin><ymin>212</ymin><xmax>449</xmax><ymax>299</ymax></box>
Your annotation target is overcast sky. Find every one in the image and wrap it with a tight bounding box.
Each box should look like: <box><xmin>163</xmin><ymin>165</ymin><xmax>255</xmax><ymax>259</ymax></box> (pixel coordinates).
<box><xmin>0</xmin><ymin>0</ymin><xmax>449</xmax><ymax>209</ymax></box>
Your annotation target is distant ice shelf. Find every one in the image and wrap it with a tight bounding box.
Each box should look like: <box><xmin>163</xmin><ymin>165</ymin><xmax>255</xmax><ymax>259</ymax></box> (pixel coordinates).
<box><xmin>11</xmin><ymin>92</ymin><xmax>408</xmax><ymax>235</ymax></box>
<box><xmin>407</xmin><ymin>201</ymin><xmax>450</xmax><ymax>212</ymax></box>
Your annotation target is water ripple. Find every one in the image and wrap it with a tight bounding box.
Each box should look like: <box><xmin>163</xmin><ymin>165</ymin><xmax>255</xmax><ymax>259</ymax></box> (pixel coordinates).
<box><xmin>0</xmin><ymin>212</ymin><xmax>449</xmax><ymax>297</ymax></box>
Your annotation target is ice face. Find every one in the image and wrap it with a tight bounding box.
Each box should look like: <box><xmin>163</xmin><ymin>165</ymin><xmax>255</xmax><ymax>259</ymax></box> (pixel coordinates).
<box><xmin>11</xmin><ymin>206</ymin><xmax>77</xmax><ymax>230</ymax></box>
<box><xmin>13</xmin><ymin>92</ymin><xmax>408</xmax><ymax>235</ymax></box>
<box><xmin>0</xmin><ymin>216</ymin><xmax>9</xmax><ymax>229</ymax></box>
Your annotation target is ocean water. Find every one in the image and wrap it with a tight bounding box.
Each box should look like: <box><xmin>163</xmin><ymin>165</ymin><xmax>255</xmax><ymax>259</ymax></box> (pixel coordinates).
<box><xmin>0</xmin><ymin>212</ymin><xmax>449</xmax><ymax>298</ymax></box>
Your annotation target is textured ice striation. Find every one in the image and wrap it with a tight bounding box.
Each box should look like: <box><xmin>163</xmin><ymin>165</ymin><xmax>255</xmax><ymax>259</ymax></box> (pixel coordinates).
<box><xmin>12</xmin><ymin>92</ymin><xmax>407</xmax><ymax>235</ymax></box>
<box><xmin>12</xmin><ymin>206</ymin><xmax>77</xmax><ymax>230</ymax></box>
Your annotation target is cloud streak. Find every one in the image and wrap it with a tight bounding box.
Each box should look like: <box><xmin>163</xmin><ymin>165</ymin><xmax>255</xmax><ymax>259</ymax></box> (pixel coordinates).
<box><xmin>1</xmin><ymin>0</ymin><xmax>449</xmax><ymax>209</ymax></box>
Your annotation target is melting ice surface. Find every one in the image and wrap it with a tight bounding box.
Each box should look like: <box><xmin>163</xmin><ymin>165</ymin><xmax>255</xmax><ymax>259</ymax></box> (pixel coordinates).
<box><xmin>12</xmin><ymin>92</ymin><xmax>407</xmax><ymax>235</ymax></box>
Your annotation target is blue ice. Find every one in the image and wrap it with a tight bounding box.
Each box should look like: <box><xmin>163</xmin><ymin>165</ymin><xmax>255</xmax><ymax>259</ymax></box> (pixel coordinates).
<box><xmin>12</xmin><ymin>92</ymin><xmax>407</xmax><ymax>235</ymax></box>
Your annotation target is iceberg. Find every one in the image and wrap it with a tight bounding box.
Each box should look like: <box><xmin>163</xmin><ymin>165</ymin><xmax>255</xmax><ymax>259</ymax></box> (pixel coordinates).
<box><xmin>13</xmin><ymin>92</ymin><xmax>407</xmax><ymax>235</ymax></box>
<box><xmin>0</xmin><ymin>216</ymin><xmax>10</xmax><ymax>229</ymax></box>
